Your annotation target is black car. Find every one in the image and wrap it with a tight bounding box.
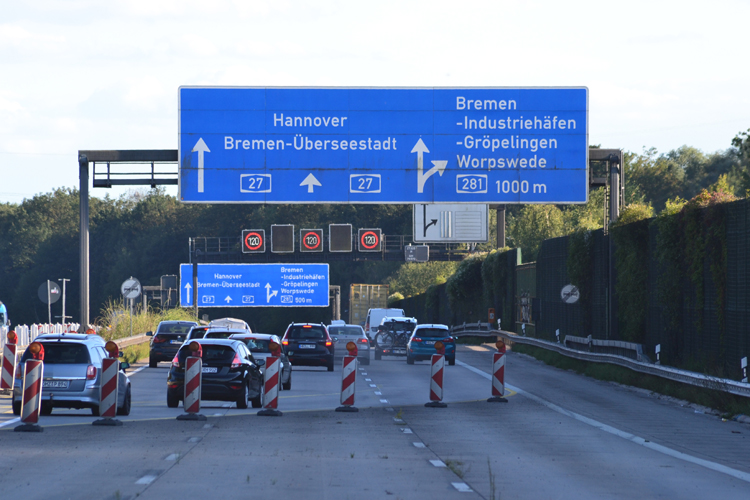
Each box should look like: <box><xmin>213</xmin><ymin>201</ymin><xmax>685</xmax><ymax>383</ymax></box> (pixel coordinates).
<box><xmin>166</xmin><ymin>339</ymin><xmax>263</xmax><ymax>409</ymax></box>
<box><xmin>148</xmin><ymin>320</ymin><xmax>198</xmax><ymax>368</ymax></box>
<box><xmin>281</xmin><ymin>323</ymin><xmax>335</xmax><ymax>371</ymax></box>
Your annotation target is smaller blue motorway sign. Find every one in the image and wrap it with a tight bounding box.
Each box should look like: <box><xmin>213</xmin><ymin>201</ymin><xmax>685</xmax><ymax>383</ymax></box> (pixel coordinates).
<box><xmin>180</xmin><ymin>263</ymin><xmax>329</xmax><ymax>308</ymax></box>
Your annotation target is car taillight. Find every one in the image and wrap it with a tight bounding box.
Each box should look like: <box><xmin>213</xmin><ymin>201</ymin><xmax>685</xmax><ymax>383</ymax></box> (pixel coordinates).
<box><xmin>86</xmin><ymin>365</ymin><xmax>97</xmax><ymax>380</ymax></box>
<box><xmin>359</xmin><ymin>338</ymin><xmax>368</xmax><ymax>344</ymax></box>
<box><xmin>171</xmin><ymin>354</ymin><xmax>180</xmax><ymax>367</ymax></box>
<box><xmin>153</xmin><ymin>336</ymin><xmax>167</xmax><ymax>344</ymax></box>
<box><xmin>325</xmin><ymin>340</ymin><xmax>332</xmax><ymax>347</ymax></box>
<box><xmin>413</xmin><ymin>337</ymin><xmax>422</xmax><ymax>342</ymax></box>
<box><xmin>282</xmin><ymin>340</ymin><xmax>289</xmax><ymax>346</ymax></box>
<box><xmin>443</xmin><ymin>337</ymin><xmax>453</xmax><ymax>343</ymax></box>
<box><xmin>231</xmin><ymin>353</ymin><xmax>242</xmax><ymax>368</ymax></box>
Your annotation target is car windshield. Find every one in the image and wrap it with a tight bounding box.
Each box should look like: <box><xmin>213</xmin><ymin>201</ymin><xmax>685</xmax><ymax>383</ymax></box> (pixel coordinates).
<box><xmin>328</xmin><ymin>326</ymin><xmax>362</xmax><ymax>337</ymax></box>
<box><xmin>239</xmin><ymin>339</ymin><xmax>271</xmax><ymax>352</ymax></box>
<box><xmin>417</xmin><ymin>328</ymin><xmax>449</xmax><ymax>338</ymax></box>
<box><xmin>21</xmin><ymin>342</ymin><xmax>90</xmax><ymax>364</ymax></box>
<box><xmin>287</xmin><ymin>326</ymin><xmax>326</xmax><ymax>339</ymax></box>
<box><xmin>179</xmin><ymin>344</ymin><xmax>236</xmax><ymax>364</ymax></box>
<box><xmin>158</xmin><ymin>323</ymin><xmax>194</xmax><ymax>334</ymax></box>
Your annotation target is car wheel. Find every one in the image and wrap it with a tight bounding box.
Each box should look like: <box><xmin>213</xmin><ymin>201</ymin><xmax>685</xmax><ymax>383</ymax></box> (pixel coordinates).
<box><xmin>251</xmin><ymin>392</ymin><xmax>262</xmax><ymax>408</ymax></box>
<box><xmin>406</xmin><ymin>354</ymin><xmax>414</xmax><ymax>365</ymax></box>
<box><xmin>236</xmin><ymin>383</ymin><xmax>249</xmax><ymax>409</ymax></box>
<box><xmin>448</xmin><ymin>356</ymin><xmax>456</xmax><ymax>366</ymax></box>
<box><xmin>374</xmin><ymin>350</ymin><xmax>382</xmax><ymax>360</ymax></box>
<box><xmin>282</xmin><ymin>372</ymin><xmax>292</xmax><ymax>391</ymax></box>
<box><xmin>327</xmin><ymin>362</ymin><xmax>334</xmax><ymax>372</ymax></box>
<box><xmin>91</xmin><ymin>405</ymin><xmax>100</xmax><ymax>417</ymax></box>
<box><xmin>41</xmin><ymin>402</ymin><xmax>53</xmax><ymax>415</ymax></box>
<box><xmin>149</xmin><ymin>358</ymin><xmax>157</xmax><ymax>368</ymax></box>
<box><xmin>167</xmin><ymin>390</ymin><xmax>180</xmax><ymax>408</ymax></box>
<box><xmin>117</xmin><ymin>386</ymin><xmax>132</xmax><ymax>416</ymax></box>
<box><xmin>12</xmin><ymin>400</ymin><xmax>21</xmax><ymax>416</ymax></box>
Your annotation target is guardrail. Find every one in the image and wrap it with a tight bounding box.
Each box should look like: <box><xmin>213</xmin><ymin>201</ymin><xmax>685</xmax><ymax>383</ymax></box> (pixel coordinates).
<box><xmin>450</xmin><ymin>324</ymin><xmax>750</xmax><ymax>399</ymax></box>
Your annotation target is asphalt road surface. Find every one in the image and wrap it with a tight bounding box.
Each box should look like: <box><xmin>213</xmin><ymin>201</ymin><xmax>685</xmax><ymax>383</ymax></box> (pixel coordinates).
<box><xmin>1</xmin><ymin>345</ymin><xmax>749</xmax><ymax>499</ymax></box>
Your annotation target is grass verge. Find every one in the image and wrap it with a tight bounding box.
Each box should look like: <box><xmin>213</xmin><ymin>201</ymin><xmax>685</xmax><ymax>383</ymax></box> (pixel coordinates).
<box><xmin>121</xmin><ymin>342</ymin><xmax>150</xmax><ymax>365</ymax></box>
<box><xmin>512</xmin><ymin>343</ymin><xmax>750</xmax><ymax>418</ymax></box>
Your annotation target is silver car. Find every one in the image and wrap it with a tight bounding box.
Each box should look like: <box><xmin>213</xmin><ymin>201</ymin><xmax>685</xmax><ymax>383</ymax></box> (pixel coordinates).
<box><xmin>12</xmin><ymin>333</ymin><xmax>131</xmax><ymax>416</ymax></box>
<box><xmin>229</xmin><ymin>333</ymin><xmax>292</xmax><ymax>390</ymax></box>
<box><xmin>328</xmin><ymin>321</ymin><xmax>370</xmax><ymax>366</ymax></box>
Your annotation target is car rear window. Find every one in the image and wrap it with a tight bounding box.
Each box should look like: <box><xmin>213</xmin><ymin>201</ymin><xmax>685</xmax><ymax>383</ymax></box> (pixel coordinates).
<box><xmin>286</xmin><ymin>326</ymin><xmax>326</xmax><ymax>339</ymax></box>
<box><xmin>204</xmin><ymin>331</ymin><xmax>234</xmax><ymax>339</ymax></box>
<box><xmin>187</xmin><ymin>327</ymin><xmax>208</xmax><ymax>340</ymax></box>
<box><xmin>239</xmin><ymin>339</ymin><xmax>271</xmax><ymax>352</ymax></box>
<box><xmin>416</xmin><ymin>328</ymin><xmax>449</xmax><ymax>338</ymax></box>
<box><xmin>380</xmin><ymin>321</ymin><xmax>415</xmax><ymax>332</ymax></box>
<box><xmin>21</xmin><ymin>343</ymin><xmax>91</xmax><ymax>364</ymax></box>
<box><xmin>329</xmin><ymin>326</ymin><xmax>363</xmax><ymax>337</ymax></box>
<box><xmin>158</xmin><ymin>323</ymin><xmax>194</xmax><ymax>334</ymax></box>
<box><xmin>179</xmin><ymin>344</ymin><xmax>236</xmax><ymax>364</ymax></box>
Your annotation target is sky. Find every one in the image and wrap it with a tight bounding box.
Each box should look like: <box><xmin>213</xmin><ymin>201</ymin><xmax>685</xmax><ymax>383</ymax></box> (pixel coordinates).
<box><xmin>1</xmin><ymin>0</ymin><xmax>749</xmax><ymax>204</ymax></box>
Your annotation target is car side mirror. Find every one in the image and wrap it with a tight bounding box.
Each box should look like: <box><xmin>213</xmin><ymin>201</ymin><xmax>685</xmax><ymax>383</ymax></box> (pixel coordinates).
<box><xmin>332</xmin><ymin>337</ymin><xmax>338</xmax><ymax>342</ymax></box>
<box><xmin>118</xmin><ymin>351</ymin><xmax>124</xmax><ymax>358</ymax></box>
<box><xmin>256</xmin><ymin>359</ymin><xmax>266</xmax><ymax>367</ymax></box>
<box><xmin>120</xmin><ymin>361</ymin><xmax>130</xmax><ymax>371</ymax></box>
<box><xmin>146</xmin><ymin>331</ymin><xmax>153</xmax><ymax>336</ymax></box>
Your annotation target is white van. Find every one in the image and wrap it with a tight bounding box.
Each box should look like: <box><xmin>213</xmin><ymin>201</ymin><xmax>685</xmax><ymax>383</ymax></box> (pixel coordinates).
<box><xmin>208</xmin><ymin>317</ymin><xmax>251</xmax><ymax>332</ymax></box>
<box><xmin>364</xmin><ymin>308</ymin><xmax>405</xmax><ymax>341</ymax></box>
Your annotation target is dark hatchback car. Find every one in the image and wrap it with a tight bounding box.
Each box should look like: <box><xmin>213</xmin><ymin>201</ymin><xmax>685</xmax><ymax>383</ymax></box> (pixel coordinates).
<box><xmin>148</xmin><ymin>320</ymin><xmax>198</xmax><ymax>368</ymax></box>
<box><xmin>166</xmin><ymin>339</ymin><xmax>263</xmax><ymax>409</ymax></box>
<box><xmin>281</xmin><ymin>323</ymin><xmax>335</xmax><ymax>371</ymax></box>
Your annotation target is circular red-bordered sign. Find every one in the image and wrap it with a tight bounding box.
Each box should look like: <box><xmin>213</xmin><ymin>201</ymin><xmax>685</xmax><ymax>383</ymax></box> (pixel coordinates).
<box><xmin>360</xmin><ymin>231</ymin><xmax>379</xmax><ymax>250</ymax></box>
<box><xmin>244</xmin><ymin>231</ymin><xmax>264</xmax><ymax>251</ymax></box>
<box><xmin>303</xmin><ymin>231</ymin><xmax>321</xmax><ymax>250</ymax></box>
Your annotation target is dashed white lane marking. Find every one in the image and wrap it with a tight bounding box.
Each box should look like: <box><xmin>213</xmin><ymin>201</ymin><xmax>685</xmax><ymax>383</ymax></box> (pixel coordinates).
<box><xmin>452</xmin><ymin>482</ymin><xmax>473</xmax><ymax>492</ymax></box>
<box><xmin>129</xmin><ymin>365</ymin><xmax>148</xmax><ymax>376</ymax></box>
<box><xmin>413</xmin><ymin>442</ymin><xmax>426</xmax><ymax>448</ymax></box>
<box><xmin>361</xmin><ymin>372</ymin><xmax>367</xmax><ymax>375</ymax></box>
<box><xmin>202</xmin><ymin>424</ymin><xmax>213</xmax><ymax>429</ymax></box>
<box><xmin>165</xmin><ymin>454</ymin><xmax>179</xmax><ymax>461</ymax></box>
<box><xmin>400</xmin><ymin>428</ymin><xmax>413</xmax><ymax>434</ymax></box>
<box><xmin>358</xmin><ymin>368</ymin><xmax>365</xmax><ymax>371</ymax></box>
<box><xmin>456</xmin><ymin>359</ymin><xmax>750</xmax><ymax>484</ymax></box>
<box><xmin>187</xmin><ymin>437</ymin><xmax>201</xmax><ymax>443</ymax></box>
<box><xmin>222</xmin><ymin>403</ymin><xmax>231</xmax><ymax>408</ymax></box>
<box><xmin>430</xmin><ymin>459</ymin><xmax>446</xmax><ymax>467</ymax></box>
<box><xmin>385</xmin><ymin>407</ymin><xmax>394</xmax><ymax>412</ymax></box>
<box><xmin>393</xmin><ymin>418</ymin><xmax>404</xmax><ymax>424</ymax></box>
<box><xmin>379</xmin><ymin>399</ymin><xmax>388</xmax><ymax>403</ymax></box>
<box><xmin>0</xmin><ymin>417</ymin><xmax>20</xmax><ymax>429</ymax></box>
<box><xmin>374</xmin><ymin>391</ymin><xmax>382</xmax><ymax>395</ymax></box>
<box><xmin>369</xmin><ymin>384</ymin><xmax>377</xmax><ymax>388</ymax></box>
<box><xmin>136</xmin><ymin>475</ymin><xmax>157</xmax><ymax>485</ymax></box>
<box><xmin>212</xmin><ymin>413</ymin><xmax>222</xmax><ymax>416</ymax></box>
<box><xmin>365</xmin><ymin>378</ymin><xmax>372</xmax><ymax>381</ymax></box>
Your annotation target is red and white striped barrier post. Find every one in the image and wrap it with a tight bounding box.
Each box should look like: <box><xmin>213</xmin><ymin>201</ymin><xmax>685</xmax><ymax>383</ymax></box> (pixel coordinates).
<box><xmin>258</xmin><ymin>341</ymin><xmax>283</xmax><ymax>417</ymax></box>
<box><xmin>1</xmin><ymin>330</ymin><xmax>18</xmax><ymax>394</ymax></box>
<box><xmin>15</xmin><ymin>342</ymin><xmax>45</xmax><ymax>432</ymax></box>
<box><xmin>336</xmin><ymin>342</ymin><xmax>359</xmax><ymax>413</ymax></box>
<box><xmin>177</xmin><ymin>341</ymin><xmax>206</xmax><ymax>421</ymax></box>
<box><xmin>488</xmin><ymin>340</ymin><xmax>509</xmax><ymax>403</ymax></box>
<box><xmin>425</xmin><ymin>341</ymin><xmax>447</xmax><ymax>408</ymax></box>
<box><xmin>93</xmin><ymin>341</ymin><xmax>123</xmax><ymax>426</ymax></box>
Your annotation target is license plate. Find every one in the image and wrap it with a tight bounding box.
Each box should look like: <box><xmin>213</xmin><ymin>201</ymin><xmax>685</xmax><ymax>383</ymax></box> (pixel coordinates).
<box><xmin>202</xmin><ymin>367</ymin><xmax>218</xmax><ymax>373</ymax></box>
<box><xmin>393</xmin><ymin>349</ymin><xmax>406</xmax><ymax>354</ymax></box>
<box><xmin>170</xmin><ymin>340</ymin><xmax>183</xmax><ymax>345</ymax></box>
<box><xmin>299</xmin><ymin>344</ymin><xmax>315</xmax><ymax>349</ymax></box>
<box><xmin>425</xmin><ymin>341</ymin><xmax>435</xmax><ymax>345</ymax></box>
<box><xmin>43</xmin><ymin>380</ymin><xmax>69</xmax><ymax>389</ymax></box>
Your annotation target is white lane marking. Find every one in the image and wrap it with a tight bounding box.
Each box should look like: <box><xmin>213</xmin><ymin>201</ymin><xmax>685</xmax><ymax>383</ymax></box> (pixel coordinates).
<box><xmin>413</xmin><ymin>442</ymin><xmax>426</xmax><ymax>448</ymax></box>
<box><xmin>369</xmin><ymin>384</ymin><xmax>377</xmax><ymax>388</ymax></box>
<box><xmin>379</xmin><ymin>399</ymin><xmax>388</xmax><ymax>403</ymax></box>
<box><xmin>129</xmin><ymin>365</ymin><xmax>148</xmax><ymax>376</ymax></box>
<box><xmin>401</xmin><ymin>428</ymin><xmax>413</xmax><ymax>434</ymax></box>
<box><xmin>374</xmin><ymin>391</ymin><xmax>382</xmax><ymax>395</ymax></box>
<box><xmin>456</xmin><ymin>359</ymin><xmax>750</xmax><ymax>484</ymax></box>
<box><xmin>393</xmin><ymin>418</ymin><xmax>404</xmax><ymax>424</ymax></box>
<box><xmin>202</xmin><ymin>424</ymin><xmax>213</xmax><ymax>429</ymax></box>
<box><xmin>136</xmin><ymin>475</ymin><xmax>157</xmax><ymax>485</ymax></box>
<box><xmin>222</xmin><ymin>403</ymin><xmax>231</xmax><ymax>408</ymax></box>
<box><xmin>212</xmin><ymin>413</ymin><xmax>222</xmax><ymax>416</ymax></box>
<box><xmin>430</xmin><ymin>459</ymin><xmax>446</xmax><ymax>467</ymax></box>
<box><xmin>452</xmin><ymin>482</ymin><xmax>473</xmax><ymax>492</ymax></box>
<box><xmin>365</xmin><ymin>378</ymin><xmax>372</xmax><ymax>381</ymax></box>
<box><xmin>0</xmin><ymin>417</ymin><xmax>20</xmax><ymax>429</ymax></box>
<box><xmin>165</xmin><ymin>454</ymin><xmax>179</xmax><ymax>461</ymax></box>
<box><xmin>361</xmin><ymin>372</ymin><xmax>368</xmax><ymax>375</ymax></box>
<box><xmin>187</xmin><ymin>437</ymin><xmax>201</xmax><ymax>443</ymax></box>
<box><xmin>386</xmin><ymin>407</ymin><xmax>394</xmax><ymax>412</ymax></box>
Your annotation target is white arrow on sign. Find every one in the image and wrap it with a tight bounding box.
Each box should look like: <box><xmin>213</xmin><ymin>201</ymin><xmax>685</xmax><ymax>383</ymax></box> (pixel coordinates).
<box><xmin>265</xmin><ymin>283</ymin><xmax>278</xmax><ymax>303</ymax></box>
<box><xmin>224</xmin><ymin>296</ymin><xmax>233</xmax><ymax>303</ymax></box>
<box><xmin>184</xmin><ymin>283</ymin><xmax>192</xmax><ymax>305</ymax></box>
<box><xmin>412</xmin><ymin>139</ymin><xmax>447</xmax><ymax>193</ymax></box>
<box><xmin>300</xmin><ymin>173</ymin><xmax>322</xmax><ymax>193</ymax></box>
<box><xmin>192</xmin><ymin>138</ymin><xmax>210</xmax><ymax>193</ymax></box>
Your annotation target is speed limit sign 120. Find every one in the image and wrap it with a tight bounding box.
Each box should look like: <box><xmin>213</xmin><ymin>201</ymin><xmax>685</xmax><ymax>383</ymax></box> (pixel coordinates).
<box><xmin>358</xmin><ymin>228</ymin><xmax>382</xmax><ymax>252</ymax></box>
<box><xmin>300</xmin><ymin>229</ymin><xmax>323</xmax><ymax>252</ymax></box>
<box><xmin>242</xmin><ymin>229</ymin><xmax>266</xmax><ymax>253</ymax></box>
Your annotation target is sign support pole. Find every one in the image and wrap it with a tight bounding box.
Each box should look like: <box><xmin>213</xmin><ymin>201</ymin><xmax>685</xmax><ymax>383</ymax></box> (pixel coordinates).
<box><xmin>47</xmin><ymin>280</ymin><xmax>51</xmax><ymax>325</ymax></box>
<box><xmin>78</xmin><ymin>154</ymin><xmax>89</xmax><ymax>331</ymax></box>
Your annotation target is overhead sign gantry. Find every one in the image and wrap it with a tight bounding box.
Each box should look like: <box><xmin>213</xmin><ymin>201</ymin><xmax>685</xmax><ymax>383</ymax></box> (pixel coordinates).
<box><xmin>178</xmin><ymin>87</ymin><xmax>589</xmax><ymax>204</ymax></box>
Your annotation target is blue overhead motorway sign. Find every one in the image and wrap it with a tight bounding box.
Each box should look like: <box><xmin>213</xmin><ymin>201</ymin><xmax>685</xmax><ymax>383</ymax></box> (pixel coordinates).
<box><xmin>179</xmin><ymin>87</ymin><xmax>588</xmax><ymax>204</ymax></box>
<box><xmin>180</xmin><ymin>263</ymin><xmax>329</xmax><ymax>308</ymax></box>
